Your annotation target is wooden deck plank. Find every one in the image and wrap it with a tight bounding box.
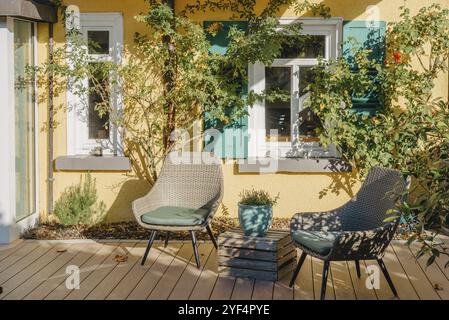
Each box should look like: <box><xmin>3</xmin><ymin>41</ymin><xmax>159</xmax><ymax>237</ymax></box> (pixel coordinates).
<box><xmin>106</xmin><ymin>242</ymin><xmax>161</xmax><ymax>300</ymax></box>
<box><xmin>0</xmin><ymin>240</ymin><xmax>26</xmax><ymax>262</ymax></box>
<box><xmin>209</xmin><ymin>275</ymin><xmax>236</xmax><ymax>300</ymax></box>
<box><xmin>127</xmin><ymin>243</ymin><xmax>182</xmax><ymax>300</ymax></box>
<box><xmin>436</xmin><ymin>233</ymin><xmax>449</xmax><ymax>276</ymax></box>
<box><xmin>438</xmin><ymin>234</ymin><xmax>449</xmax><ymax>247</ymax></box>
<box><xmin>362</xmin><ymin>260</ymin><xmax>381</xmax><ymax>300</ymax></box>
<box><xmin>346</xmin><ymin>259</ymin><xmax>377</xmax><ymax>300</ymax></box>
<box><xmin>364</xmin><ymin>259</ymin><xmax>397</xmax><ymax>301</ymax></box>
<box><xmin>390</xmin><ymin>241</ymin><xmax>440</xmax><ymax>300</ymax></box>
<box><xmin>312</xmin><ymin>257</ymin><xmax>335</xmax><ymax>300</ymax></box>
<box><xmin>293</xmin><ymin>253</ymin><xmax>314</xmax><ymax>300</ymax></box>
<box><xmin>0</xmin><ymin>240</ymin><xmax>442</xmax><ymax>300</ymax></box>
<box><xmin>251</xmin><ymin>280</ymin><xmax>274</xmax><ymax>300</ymax></box>
<box><xmin>24</xmin><ymin>243</ymin><xmax>103</xmax><ymax>300</ymax></box>
<box><xmin>148</xmin><ymin>243</ymin><xmax>195</xmax><ymax>300</ymax></box>
<box><xmin>0</xmin><ymin>241</ymin><xmax>43</xmax><ymax>274</ymax></box>
<box><xmin>169</xmin><ymin>243</ymin><xmax>213</xmax><ymax>300</ymax></box>
<box><xmin>435</xmin><ymin>244</ymin><xmax>449</xmax><ymax>281</ymax></box>
<box><xmin>85</xmin><ymin>242</ymin><xmax>140</xmax><ymax>300</ymax></box>
<box><xmin>3</xmin><ymin>244</ymin><xmax>87</xmax><ymax>300</ymax></box>
<box><xmin>188</xmin><ymin>245</ymin><xmax>218</xmax><ymax>300</ymax></box>
<box><xmin>231</xmin><ymin>278</ymin><xmax>254</xmax><ymax>300</ymax></box>
<box><xmin>377</xmin><ymin>246</ymin><xmax>419</xmax><ymax>300</ymax></box>
<box><xmin>331</xmin><ymin>261</ymin><xmax>356</xmax><ymax>300</ymax></box>
<box><xmin>63</xmin><ymin>242</ymin><xmax>123</xmax><ymax>300</ymax></box>
<box><xmin>408</xmin><ymin>242</ymin><xmax>449</xmax><ymax>300</ymax></box>
<box><xmin>273</xmin><ymin>276</ymin><xmax>293</xmax><ymax>300</ymax></box>
<box><xmin>45</xmin><ymin>242</ymin><xmax>119</xmax><ymax>300</ymax></box>
<box><xmin>0</xmin><ymin>243</ymin><xmax>70</xmax><ymax>299</ymax></box>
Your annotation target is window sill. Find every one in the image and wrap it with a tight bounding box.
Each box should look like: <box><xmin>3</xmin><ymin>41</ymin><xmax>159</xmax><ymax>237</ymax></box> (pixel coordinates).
<box><xmin>237</xmin><ymin>157</ymin><xmax>352</xmax><ymax>173</ymax></box>
<box><xmin>55</xmin><ymin>155</ymin><xmax>131</xmax><ymax>172</ymax></box>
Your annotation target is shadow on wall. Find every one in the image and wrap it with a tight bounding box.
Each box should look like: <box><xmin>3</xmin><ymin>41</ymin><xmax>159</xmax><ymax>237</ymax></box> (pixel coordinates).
<box><xmin>318</xmin><ymin>170</ymin><xmax>359</xmax><ymax>199</ymax></box>
<box><xmin>297</xmin><ymin>0</ymin><xmax>383</xmax><ymax>19</ymax></box>
<box><xmin>231</xmin><ymin>162</ymin><xmax>359</xmax><ymax>199</ymax></box>
<box><xmin>105</xmin><ymin>178</ymin><xmax>151</xmax><ymax>222</ymax></box>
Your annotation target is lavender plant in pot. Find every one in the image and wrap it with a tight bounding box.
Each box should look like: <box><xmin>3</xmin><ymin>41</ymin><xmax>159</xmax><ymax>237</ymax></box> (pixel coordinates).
<box><xmin>238</xmin><ymin>189</ymin><xmax>280</xmax><ymax>237</ymax></box>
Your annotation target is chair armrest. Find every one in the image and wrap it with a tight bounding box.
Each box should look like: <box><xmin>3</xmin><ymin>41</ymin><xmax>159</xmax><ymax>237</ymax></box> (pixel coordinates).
<box><xmin>326</xmin><ymin>220</ymin><xmax>399</xmax><ymax>261</ymax></box>
<box><xmin>132</xmin><ymin>186</ymin><xmax>165</xmax><ymax>222</ymax></box>
<box><xmin>202</xmin><ymin>192</ymin><xmax>223</xmax><ymax>225</ymax></box>
<box><xmin>290</xmin><ymin>211</ymin><xmax>343</xmax><ymax>232</ymax></box>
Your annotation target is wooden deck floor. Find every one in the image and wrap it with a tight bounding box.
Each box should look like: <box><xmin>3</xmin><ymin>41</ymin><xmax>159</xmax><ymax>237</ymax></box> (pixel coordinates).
<box><xmin>0</xmin><ymin>236</ymin><xmax>448</xmax><ymax>300</ymax></box>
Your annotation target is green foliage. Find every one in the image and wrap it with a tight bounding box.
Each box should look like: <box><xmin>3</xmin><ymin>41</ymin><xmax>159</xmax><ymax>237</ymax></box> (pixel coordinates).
<box><xmin>54</xmin><ymin>174</ymin><xmax>106</xmax><ymax>226</ymax></box>
<box><xmin>306</xmin><ymin>4</ymin><xmax>449</xmax><ymax>266</ymax></box>
<box><xmin>239</xmin><ymin>189</ymin><xmax>280</xmax><ymax>206</ymax></box>
<box><xmin>295</xmin><ymin>0</ymin><xmax>331</xmax><ymax>18</ymax></box>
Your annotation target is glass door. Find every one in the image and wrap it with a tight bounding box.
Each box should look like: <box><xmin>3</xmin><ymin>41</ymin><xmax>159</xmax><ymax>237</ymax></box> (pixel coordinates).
<box><xmin>14</xmin><ymin>20</ymin><xmax>36</xmax><ymax>221</ymax></box>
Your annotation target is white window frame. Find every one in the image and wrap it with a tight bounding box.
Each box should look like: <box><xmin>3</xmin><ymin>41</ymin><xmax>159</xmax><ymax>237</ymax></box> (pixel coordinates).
<box><xmin>248</xmin><ymin>18</ymin><xmax>342</xmax><ymax>158</ymax></box>
<box><xmin>67</xmin><ymin>12</ymin><xmax>123</xmax><ymax>156</ymax></box>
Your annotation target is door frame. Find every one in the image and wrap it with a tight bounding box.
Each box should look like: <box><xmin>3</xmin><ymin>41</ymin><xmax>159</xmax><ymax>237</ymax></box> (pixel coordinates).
<box><xmin>0</xmin><ymin>17</ymin><xmax>39</xmax><ymax>243</ymax></box>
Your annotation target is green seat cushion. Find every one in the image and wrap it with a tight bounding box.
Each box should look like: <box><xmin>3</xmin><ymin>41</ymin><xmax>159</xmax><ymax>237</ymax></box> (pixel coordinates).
<box><xmin>291</xmin><ymin>230</ymin><xmax>340</xmax><ymax>256</ymax></box>
<box><xmin>140</xmin><ymin>206</ymin><xmax>210</xmax><ymax>226</ymax></box>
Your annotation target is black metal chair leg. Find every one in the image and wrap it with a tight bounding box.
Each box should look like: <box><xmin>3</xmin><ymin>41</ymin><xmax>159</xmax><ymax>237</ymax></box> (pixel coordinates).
<box><xmin>289</xmin><ymin>252</ymin><xmax>307</xmax><ymax>287</ymax></box>
<box><xmin>190</xmin><ymin>231</ymin><xmax>201</xmax><ymax>269</ymax></box>
<box><xmin>355</xmin><ymin>260</ymin><xmax>361</xmax><ymax>278</ymax></box>
<box><xmin>206</xmin><ymin>225</ymin><xmax>218</xmax><ymax>249</ymax></box>
<box><xmin>164</xmin><ymin>232</ymin><xmax>170</xmax><ymax>248</ymax></box>
<box><xmin>320</xmin><ymin>261</ymin><xmax>330</xmax><ymax>300</ymax></box>
<box><xmin>377</xmin><ymin>258</ymin><xmax>398</xmax><ymax>297</ymax></box>
<box><xmin>141</xmin><ymin>230</ymin><xmax>157</xmax><ymax>266</ymax></box>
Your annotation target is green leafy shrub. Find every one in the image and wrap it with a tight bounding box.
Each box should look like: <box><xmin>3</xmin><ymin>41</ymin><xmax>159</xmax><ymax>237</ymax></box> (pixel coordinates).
<box><xmin>239</xmin><ymin>189</ymin><xmax>280</xmax><ymax>206</ymax></box>
<box><xmin>54</xmin><ymin>174</ymin><xmax>106</xmax><ymax>225</ymax></box>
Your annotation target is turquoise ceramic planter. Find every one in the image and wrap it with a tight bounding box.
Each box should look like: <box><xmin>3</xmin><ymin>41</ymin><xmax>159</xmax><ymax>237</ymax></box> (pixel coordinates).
<box><xmin>238</xmin><ymin>204</ymin><xmax>273</xmax><ymax>237</ymax></box>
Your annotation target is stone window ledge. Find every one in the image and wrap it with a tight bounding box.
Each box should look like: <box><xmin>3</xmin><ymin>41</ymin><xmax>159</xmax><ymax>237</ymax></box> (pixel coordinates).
<box><xmin>237</xmin><ymin>157</ymin><xmax>352</xmax><ymax>173</ymax></box>
<box><xmin>55</xmin><ymin>155</ymin><xmax>131</xmax><ymax>172</ymax></box>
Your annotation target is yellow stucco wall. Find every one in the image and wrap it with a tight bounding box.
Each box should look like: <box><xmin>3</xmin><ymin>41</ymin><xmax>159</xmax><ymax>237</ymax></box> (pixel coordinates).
<box><xmin>36</xmin><ymin>0</ymin><xmax>449</xmax><ymax>222</ymax></box>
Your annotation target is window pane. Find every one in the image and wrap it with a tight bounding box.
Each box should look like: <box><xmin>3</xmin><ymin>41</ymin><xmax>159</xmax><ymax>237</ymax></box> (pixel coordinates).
<box><xmin>298</xmin><ymin>66</ymin><xmax>321</xmax><ymax>141</ymax></box>
<box><xmin>265</xmin><ymin>67</ymin><xmax>291</xmax><ymax>142</ymax></box>
<box><xmin>88</xmin><ymin>30</ymin><xmax>109</xmax><ymax>54</ymax></box>
<box><xmin>88</xmin><ymin>63</ymin><xmax>110</xmax><ymax>139</ymax></box>
<box><xmin>280</xmin><ymin>35</ymin><xmax>326</xmax><ymax>59</ymax></box>
<box><xmin>298</xmin><ymin>66</ymin><xmax>315</xmax><ymax>96</ymax></box>
<box><xmin>14</xmin><ymin>20</ymin><xmax>35</xmax><ymax>220</ymax></box>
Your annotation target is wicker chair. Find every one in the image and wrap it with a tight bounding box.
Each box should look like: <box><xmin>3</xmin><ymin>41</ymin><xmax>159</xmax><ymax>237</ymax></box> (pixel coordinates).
<box><xmin>289</xmin><ymin>166</ymin><xmax>406</xmax><ymax>300</ymax></box>
<box><xmin>132</xmin><ymin>152</ymin><xmax>224</xmax><ymax>268</ymax></box>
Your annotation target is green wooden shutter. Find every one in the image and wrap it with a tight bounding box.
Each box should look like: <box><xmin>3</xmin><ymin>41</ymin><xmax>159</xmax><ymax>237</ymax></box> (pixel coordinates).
<box><xmin>343</xmin><ymin>21</ymin><xmax>386</xmax><ymax>115</ymax></box>
<box><xmin>203</xmin><ymin>21</ymin><xmax>248</xmax><ymax>159</ymax></box>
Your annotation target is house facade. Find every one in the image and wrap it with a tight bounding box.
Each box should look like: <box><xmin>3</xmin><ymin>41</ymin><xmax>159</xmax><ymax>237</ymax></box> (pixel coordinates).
<box><xmin>0</xmin><ymin>0</ymin><xmax>448</xmax><ymax>244</ymax></box>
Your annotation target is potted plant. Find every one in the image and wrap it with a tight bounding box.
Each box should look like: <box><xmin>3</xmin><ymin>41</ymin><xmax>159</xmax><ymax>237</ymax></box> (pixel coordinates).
<box><xmin>238</xmin><ymin>189</ymin><xmax>279</xmax><ymax>237</ymax></box>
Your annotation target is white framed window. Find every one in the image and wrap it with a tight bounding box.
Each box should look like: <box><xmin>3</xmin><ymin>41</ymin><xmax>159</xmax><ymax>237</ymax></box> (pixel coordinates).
<box><xmin>248</xmin><ymin>18</ymin><xmax>342</xmax><ymax>158</ymax></box>
<box><xmin>67</xmin><ymin>13</ymin><xmax>123</xmax><ymax>156</ymax></box>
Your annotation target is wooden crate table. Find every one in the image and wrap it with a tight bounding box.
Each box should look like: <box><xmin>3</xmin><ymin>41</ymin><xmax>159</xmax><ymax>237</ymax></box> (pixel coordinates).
<box><xmin>217</xmin><ymin>229</ymin><xmax>297</xmax><ymax>281</ymax></box>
